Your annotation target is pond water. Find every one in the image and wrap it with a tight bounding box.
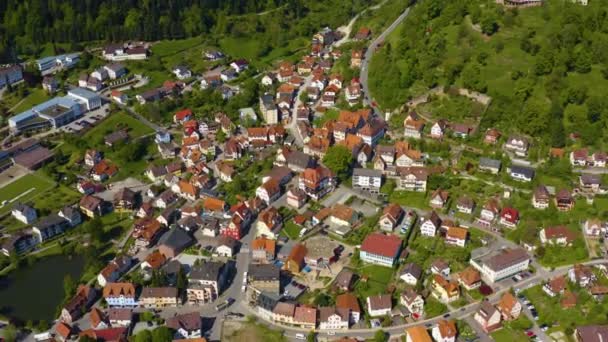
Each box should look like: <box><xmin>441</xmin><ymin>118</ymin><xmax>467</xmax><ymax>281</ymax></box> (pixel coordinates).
<box><xmin>0</xmin><ymin>255</ymin><xmax>85</xmax><ymax>322</ymax></box>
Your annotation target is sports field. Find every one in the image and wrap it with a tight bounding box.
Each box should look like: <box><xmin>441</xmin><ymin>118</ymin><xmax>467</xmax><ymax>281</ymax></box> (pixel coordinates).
<box><xmin>0</xmin><ymin>172</ymin><xmax>56</xmax><ymax>215</ymax></box>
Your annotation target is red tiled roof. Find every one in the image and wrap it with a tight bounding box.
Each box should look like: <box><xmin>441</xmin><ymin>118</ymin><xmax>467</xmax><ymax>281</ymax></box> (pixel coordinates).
<box><xmin>360</xmin><ymin>233</ymin><xmax>401</xmax><ymax>258</ymax></box>
<box><xmin>175</xmin><ymin>109</ymin><xmax>193</xmax><ymax>121</ymax></box>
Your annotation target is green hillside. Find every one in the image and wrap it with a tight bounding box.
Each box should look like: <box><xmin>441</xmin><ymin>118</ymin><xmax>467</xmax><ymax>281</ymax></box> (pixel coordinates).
<box><xmin>369</xmin><ymin>0</ymin><xmax>608</xmax><ymax>148</ymax></box>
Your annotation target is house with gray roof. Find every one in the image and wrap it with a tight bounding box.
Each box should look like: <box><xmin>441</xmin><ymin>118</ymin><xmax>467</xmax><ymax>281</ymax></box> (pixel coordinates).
<box><xmin>508</xmin><ymin>165</ymin><xmax>535</xmax><ymax>182</ymax></box>
<box><xmin>479</xmin><ymin>157</ymin><xmax>502</xmax><ymax>174</ymax></box>
<box><xmin>32</xmin><ymin>214</ymin><xmax>70</xmax><ymax>243</ymax></box>
<box><xmin>352</xmin><ymin>168</ymin><xmax>382</xmax><ymax>194</ymax></box>
<box><xmin>158</xmin><ymin>228</ymin><xmax>193</xmax><ymax>258</ymax></box>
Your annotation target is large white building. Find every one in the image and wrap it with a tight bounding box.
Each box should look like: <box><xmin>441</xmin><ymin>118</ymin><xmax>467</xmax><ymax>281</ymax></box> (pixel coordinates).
<box><xmin>36</xmin><ymin>53</ymin><xmax>80</xmax><ymax>75</ymax></box>
<box><xmin>470</xmin><ymin>248</ymin><xmax>530</xmax><ymax>283</ymax></box>
<box><xmin>102</xmin><ymin>44</ymin><xmax>149</xmax><ymax>61</ymax></box>
<box><xmin>352</xmin><ymin>168</ymin><xmax>382</xmax><ymax>194</ymax></box>
<box><xmin>9</xmin><ymin>88</ymin><xmax>101</xmax><ymax>133</ymax></box>
<box><xmin>360</xmin><ymin>233</ymin><xmax>402</xmax><ymax>267</ymax></box>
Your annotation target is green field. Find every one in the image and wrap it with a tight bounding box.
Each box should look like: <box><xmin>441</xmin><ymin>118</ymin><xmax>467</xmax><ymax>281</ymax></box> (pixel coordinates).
<box><xmin>523</xmin><ymin>283</ymin><xmax>608</xmax><ymax>330</ymax></box>
<box><xmin>354</xmin><ymin>264</ymin><xmax>395</xmax><ymax>299</ymax></box>
<box><xmin>0</xmin><ymin>172</ymin><xmax>56</xmax><ymax>215</ymax></box>
<box><xmin>280</xmin><ymin>221</ymin><xmax>302</xmax><ymax>240</ymax></box>
<box><xmin>490</xmin><ymin>316</ymin><xmax>533</xmax><ymax>342</ymax></box>
<box><xmin>11</xmin><ymin>88</ymin><xmax>51</xmax><ymax>114</ymax></box>
<box><xmin>84</xmin><ymin>112</ymin><xmax>154</xmax><ymax>142</ymax></box>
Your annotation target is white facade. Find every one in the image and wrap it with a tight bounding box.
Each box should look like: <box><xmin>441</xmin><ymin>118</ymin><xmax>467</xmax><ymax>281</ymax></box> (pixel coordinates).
<box><xmin>367</xmin><ymin>298</ymin><xmax>391</xmax><ymax>317</ymax></box>
<box><xmin>319</xmin><ymin>314</ymin><xmax>348</xmax><ymax>330</ymax></box>
<box><xmin>471</xmin><ymin>256</ymin><xmax>530</xmax><ymax>283</ymax></box>
<box><xmin>67</xmin><ymin>88</ymin><xmax>102</xmax><ymax>111</ymax></box>
<box><xmin>360</xmin><ymin>251</ymin><xmax>396</xmax><ymax>267</ymax></box>
<box><xmin>400</xmin><ymin>294</ymin><xmax>424</xmax><ymax>316</ymax></box>
<box><xmin>420</xmin><ymin>220</ymin><xmax>438</xmax><ymax>237</ymax></box>
<box><xmin>432</xmin><ymin>326</ymin><xmax>456</xmax><ymax>342</ymax></box>
<box><xmin>12</xmin><ymin>207</ymin><xmax>37</xmax><ymax>224</ymax></box>
<box><xmin>400</xmin><ymin>273</ymin><xmax>419</xmax><ymax>286</ymax></box>
<box><xmin>352</xmin><ymin>173</ymin><xmax>381</xmax><ymax>193</ymax></box>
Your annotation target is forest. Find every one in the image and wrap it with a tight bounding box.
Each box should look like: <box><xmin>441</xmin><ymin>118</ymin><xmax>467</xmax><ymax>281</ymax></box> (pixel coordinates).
<box><xmin>0</xmin><ymin>0</ymin><xmax>372</xmax><ymax>62</ymax></box>
<box><xmin>368</xmin><ymin>0</ymin><xmax>608</xmax><ymax>149</ymax></box>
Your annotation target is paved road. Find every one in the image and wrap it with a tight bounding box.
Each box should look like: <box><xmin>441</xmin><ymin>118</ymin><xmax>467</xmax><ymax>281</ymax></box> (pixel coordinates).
<box><xmin>360</xmin><ymin>7</ymin><xmax>411</xmax><ymax>114</ymax></box>
<box><xmin>233</xmin><ymin>258</ymin><xmax>607</xmax><ymax>341</ymax></box>
<box><xmin>286</xmin><ymin>75</ymin><xmax>312</xmax><ymax>147</ymax></box>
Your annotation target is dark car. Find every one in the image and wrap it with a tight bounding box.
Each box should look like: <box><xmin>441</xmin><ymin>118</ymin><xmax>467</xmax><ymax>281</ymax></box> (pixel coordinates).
<box><xmin>334</xmin><ymin>245</ymin><xmax>345</xmax><ymax>255</ymax></box>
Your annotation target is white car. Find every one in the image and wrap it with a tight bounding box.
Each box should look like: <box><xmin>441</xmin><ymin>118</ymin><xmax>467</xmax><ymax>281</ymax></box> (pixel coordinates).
<box><xmin>295</xmin><ymin>333</ymin><xmax>306</xmax><ymax>340</ymax></box>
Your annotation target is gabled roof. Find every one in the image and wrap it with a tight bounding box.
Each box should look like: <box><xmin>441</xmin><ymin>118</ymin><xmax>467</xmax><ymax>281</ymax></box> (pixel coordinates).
<box><xmin>294</xmin><ymin>306</ymin><xmax>317</xmax><ymax>324</ymax></box>
<box><xmin>447</xmin><ymin>226</ymin><xmax>468</xmax><ymax>240</ymax></box>
<box><xmin>436</xmin><ymin>319</ymin><xmax>457</xmax><ymax>338</ymax></box>
<box><xmin>166</xmin><ymin>312</ymin><xmax>202</xmax><ymax>332</ymax></box>
<box><xmin>103</xmin><ymin>283</ymin><xmax>136</xmax><ymax>298</ymax></box>
<box><xmin>497</xmin><ymin>292</ymin><xmax>518</xmax><ymax>314</ymax></box>
<box><xmin>336</xmin><ymin>293</ymin><xmax>361</xmax><ymax>313</ymax></box>
<box><xmin>382</xmin><ymin>203</ymin><xmax>404</xmax><ymax>222</ymax></box>
<box><xmin>406</xmin><ymin>326</ymin><xmax>432</xmax><ymax>342</ymax></box>
<box><xmin>457</xmin><ymin>266</ymin><xmax>480</xmax><ymax>286</ymax></box>
<box><xmin>360</xmin><ymin>233</ymin><xmax>401</xmax><ymax>258</ymax></box>
<box><xmin>318</xmin><ymin>306</ymin><xmax>349</xmax><ymax>322</ymax></box>
<box><xmin>368</xmin><ymin>294</ymin><xmax>392</xmax><ymax>310</ymax></box>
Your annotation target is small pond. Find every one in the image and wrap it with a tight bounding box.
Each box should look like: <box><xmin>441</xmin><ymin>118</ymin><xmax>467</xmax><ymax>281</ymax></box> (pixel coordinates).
<box><xmin>0</xmin><ymin>255</ymin><xmax>85</xmax><ymax>322</ymax></box>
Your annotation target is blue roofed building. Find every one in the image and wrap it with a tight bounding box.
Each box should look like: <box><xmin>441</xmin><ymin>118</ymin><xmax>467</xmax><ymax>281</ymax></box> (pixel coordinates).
<box><xmin>8</xmin><ymin>88</ymin><xmax>101</xmax><ymax>133</ymax></box>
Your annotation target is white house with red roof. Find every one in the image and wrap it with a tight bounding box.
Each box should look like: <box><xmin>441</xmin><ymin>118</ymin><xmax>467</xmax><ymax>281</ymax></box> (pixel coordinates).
<box><xmin>174</xmin><ymin>109</ymin><xmax>193</xmax><ymax>124</ymax></box>
<box><xmin>111</xmin><ymin>90</ymin><xmax>128</xmax><ymax>105</ymax></box>
<box><xmin>360</xmin><ymin>233</ymin><xmax>402</xmax><ymax>267</ymax></box>
<box><xmin>499</xmin><ymin>207</ymin><xmax>519</xmax><ymax>228</ymax></box>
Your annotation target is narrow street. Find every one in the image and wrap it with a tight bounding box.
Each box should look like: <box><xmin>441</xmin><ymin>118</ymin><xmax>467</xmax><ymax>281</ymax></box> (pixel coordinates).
<box><xmin>286</xmin><ymin>75</ymin><xmax>312</xmax><ymax>147</ymax></box>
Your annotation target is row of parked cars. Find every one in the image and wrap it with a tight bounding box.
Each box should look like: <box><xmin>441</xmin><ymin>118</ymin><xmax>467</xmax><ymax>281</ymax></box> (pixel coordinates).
<box><xmin>517</xmin><ymin>293</ymin><xmax>553</xmax><ymax>341</ymax></box>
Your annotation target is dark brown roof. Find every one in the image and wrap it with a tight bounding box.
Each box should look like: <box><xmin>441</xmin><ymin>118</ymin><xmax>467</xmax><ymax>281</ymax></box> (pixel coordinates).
<box><xmin>319</xmin><ymin>306</ymin><xmax>349</xmax><ymax>322</ymax></box>
<box><xmin>336</xmin><ymin>293</ymin><xmax>361</xmax><ymax>313</ymax></box>
<box><xmin>367</xmin><ymin>294</ymin><xmax>392</xmax><ymax>310</ymax></box>
<box><xmin>166</xmin><ymin>312</ymin><xmax>201</xmax><ymax>332</ymax></box>
<box><xmin>12</xmin><ymin>146</ymin><xmax>54</xmax><ymax>169</ymax></box>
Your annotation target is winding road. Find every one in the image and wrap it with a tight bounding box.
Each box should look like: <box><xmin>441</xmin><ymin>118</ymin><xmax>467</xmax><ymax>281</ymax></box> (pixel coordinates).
<box><xmin>360</xmin><ymin>7</ymin><xmax>411</xmax><ymax>115</ymax></box>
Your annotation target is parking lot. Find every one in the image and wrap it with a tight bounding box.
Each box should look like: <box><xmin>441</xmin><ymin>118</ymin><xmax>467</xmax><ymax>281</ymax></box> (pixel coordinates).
<box><xmin>60</xmin><ymin>103</ymin><xmax>111</xmax><ymax>133</ymax></box>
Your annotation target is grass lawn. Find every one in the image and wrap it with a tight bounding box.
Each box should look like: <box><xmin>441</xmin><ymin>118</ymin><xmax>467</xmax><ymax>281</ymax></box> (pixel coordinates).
<box><xmin>223</xmin><ymin>320</ymin><xmax>287</xmax><ymax>342</ymax></box>
<box><xmin>0</xmin><ymin>172</ymin><xmax>56</xmax><ymax>215</ymax></box>
<box><xmin>8</xmin><ymin>88</ymin><xmax>50</xmax><ymax>114</ymax></box>
<box><xmin>491</xmin><ymin>327</ymin><xmax>528</xmax><ymax>342</ymax></box>
<box><xmin>389</xmin><ymin>191</ymin><xmax>428</xmax><ymax>209</ymax></box>
<box><xmin>424</xmin><ymin>297</ymin><xmax>447</xmax><ymax>317</ymax></box>
<box><xmin>354</xmin><ymin>264</ymin><xmax>394</xmax><ymax>299</ymax></box>
<box><xmin>85</xmin><ymin>112</ymin><xmax>154</xmax><ymax>143</ymax></box>
<box><xmin>406</xmin><ymin>229</ymin><xmax>483</xmax><ymax>273</ymax></box>
<box><xmin>53</xmin><ymin>111</ymin><xmax>157</xmax><ymax>181</ymax></box>
<box><xmin>280</xmin><ymin>221</ymin><xmax>302</xmax><ymax>240</ymax></box>
<box><xmin>220</xmin><ymin>37</ymin><xmax>264</xmax><ymax>62</ymax></box>
<box><xmin>100</xmin><ymin>212</ymin><xmax>134</xmax><ymax>242</ymax></box>
<box><xmin>152</xmin><ymin>37</ymin><xmax>205</xmax><ymax>58</ymax></box>
<box><xmin>523</xmin><ymin>284</ymin><xmax>608</xmax><ymax>329</ymax></box>
<box><xmin>491</xmin><ymin>316</ymin><xmax>533</xmax><ymax>342</ymax></box>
